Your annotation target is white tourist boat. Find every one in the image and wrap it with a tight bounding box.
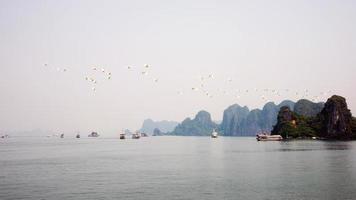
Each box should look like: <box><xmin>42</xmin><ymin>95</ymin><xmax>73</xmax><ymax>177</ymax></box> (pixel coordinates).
<box><xmin>256</xmin><ymin>134</ymin><xmax>283</xmax><ymax>141</ymax></box>
<box><xmin>211</xmin><ymin>129</ymin><xmax>218</xmax><ymax>138</ymax></box>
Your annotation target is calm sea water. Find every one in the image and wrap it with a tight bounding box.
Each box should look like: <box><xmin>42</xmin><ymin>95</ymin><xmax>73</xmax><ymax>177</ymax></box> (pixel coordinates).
<box><xmin>1</xmin><ymin>136</ymin><xmax>356</xmax><ymax>200</ymax></box>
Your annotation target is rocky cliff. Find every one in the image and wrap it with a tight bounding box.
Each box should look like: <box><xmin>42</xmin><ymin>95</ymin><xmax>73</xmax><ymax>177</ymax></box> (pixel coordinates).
<box><xmin>318</xmin><ymin>95</ymin><xmax>354</xmax><ymax>139</ymax></box>
<box><xmin>152</xmin><ymin>128</ymin><xmax>164</xmax><ymax>136</ymax></box>
<box><xmin>220</xmin><ymin>104</ymin><xmax>249</xmax><ymax>136</ymax></box>
<box><xmin>140</xmin><ymin>119</ymin><xmax>178</xmax><ymax>135</ymax></box>
<box><xmin>351</xmin><ymin>117</ymin><xmax>356</xmax><ymax>135</ymax></box>
<box><xmin>272</xmin><ymin>95</ymin><xmax>356</xmax><ymax>140</ymax></box>
<box><xmin>220</xmin><ymin>100</ymin><xmax>296</xmax><ymax>136</ymax></box>
<box><xmin>143</xmin><ymin>97</ymin><xmax>356</xmax><ymax>138</ymax></box>
<box><xmin>170</xmin><ymin>110</ymin><xmax>218</xmax><ymax>136</ymax></box>
<box><xmin>272</xmin><ymin>105</ymin><xmax>320</xmax><ymax>138</ymax></box>
<box><xmin>294</xmin><ymin>99</ymin><xmax>324</xmax><ymax>117</ymax></box>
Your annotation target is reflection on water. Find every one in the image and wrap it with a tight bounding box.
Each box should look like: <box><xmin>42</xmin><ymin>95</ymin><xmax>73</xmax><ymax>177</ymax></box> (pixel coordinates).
<box><xmin>278</xmin><ymin>140</ymin><xmax>352</xmax><ymax>152</ymax></box>
<box><xmin>0</xmin><ymin>137</ymin><xmax>356</xmax><ymax>200</ymax></box>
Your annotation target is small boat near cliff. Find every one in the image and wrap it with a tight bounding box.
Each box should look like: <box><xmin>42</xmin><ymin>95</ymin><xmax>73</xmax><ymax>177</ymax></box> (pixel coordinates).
<box><xmin>140</xmin><ymin>132</ymin><xmax>148</xmax><ymax>137</ymax></box>
<box><xmin>132</xmin><ymin>131</ymin><xmax>141</xmax><ymax>139</ymax></box>
<box><xmin>256</xmin><ymin>134</ymin><xmax>283</xmax><ymax>141</ymax></box>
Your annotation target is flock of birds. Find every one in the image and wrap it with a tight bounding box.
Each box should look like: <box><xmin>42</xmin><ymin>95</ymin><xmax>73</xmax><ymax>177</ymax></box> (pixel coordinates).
<box><xmin>43</xmin><ymin>63</ymin><xmax>159</xmax><ymax>92</ymax></box>
<box><xmin>186</xmin><ymin>73</ymin><xmax>332</xmax><ymax>103</ymax></box>
<box><xmin>84</xmin><ymin>67</ymin><xmax>112</xmax><ymax>92</ymax></box>
<box><xmin>42</xmin><ymin>63</ymin><xmax>333</xmax><ymax>103</ymax></box>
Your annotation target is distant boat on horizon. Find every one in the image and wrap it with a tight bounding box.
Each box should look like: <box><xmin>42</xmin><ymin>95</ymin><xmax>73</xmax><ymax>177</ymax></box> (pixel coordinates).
<box><xmin>1</xmin><ymin>134</ymin><xmax>9</xmax><ymax>139</ymax></box>
<box><xmin>211</xmin><ymin>129</ymin><xmax>218</xmax><ymax>138</ymax></box>
<box><xmin>120</xmin><ymin>132</ymin><xmax>125</xmax><ymax>139</ymax></box>
<box><xmin>88</xmin><ymin>132</ymin><xmax>99</xmax><ymax>137</ymax></box>
<box><xmin>132</xmin><ymin>131</ymin><xmax>140</xmax><ymax>139</ymax></box>
<box><xmin>140</xmin><ymin>132</ymin><xmax>148</xmax><ymax>137</ymax></box>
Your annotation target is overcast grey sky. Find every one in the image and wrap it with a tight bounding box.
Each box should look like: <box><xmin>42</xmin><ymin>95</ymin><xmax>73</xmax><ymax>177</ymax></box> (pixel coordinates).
<box><xmin>0</xmin><ymin>0</ymin><xmax>355</xmax><ymax>134</ymax></box>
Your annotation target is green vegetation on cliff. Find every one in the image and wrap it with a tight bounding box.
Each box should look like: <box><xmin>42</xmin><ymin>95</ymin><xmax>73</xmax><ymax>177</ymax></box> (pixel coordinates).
<box><xmin>352</xmin><ymin>117</ymin><xmax>356</xmax><ymax>139</ymax></box>
<box><xmin>272</xmin><ymin>95</ymin><xmax>356</xmax><ymax>140</ymax></box>
<box><xmin>271</xmin><ymin>106</ymin><xmax>317</xmax><ymax>138</ymax></box>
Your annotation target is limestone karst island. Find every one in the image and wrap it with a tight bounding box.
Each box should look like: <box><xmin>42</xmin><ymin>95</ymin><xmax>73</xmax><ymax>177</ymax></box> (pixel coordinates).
<box><xmin>142</xmin><ymin>95</ymin><xmax>356</xmax><ymax>140</ymax></box>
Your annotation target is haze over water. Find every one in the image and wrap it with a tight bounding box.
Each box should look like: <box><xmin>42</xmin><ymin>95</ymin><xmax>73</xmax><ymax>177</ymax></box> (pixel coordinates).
<box><xmin>1</xmin><ymin>0</ymin><xmax>356</xmax><ymax>133</ymax></box>
<box><xmin>1</xmin><ymin>137</ymin><xmax>356</xmax><ymax>200</ymax></box>
<box><xmin>1</xmin><ymin>1</ymin><xmax>356</xmax><ymax>199</ymax></box>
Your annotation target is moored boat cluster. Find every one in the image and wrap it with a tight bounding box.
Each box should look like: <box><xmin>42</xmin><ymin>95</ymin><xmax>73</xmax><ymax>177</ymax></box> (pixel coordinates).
<box><xmin>55</xmin><ymin>131</ymin><xmax>150</xmax><ymax>140</ymax></box>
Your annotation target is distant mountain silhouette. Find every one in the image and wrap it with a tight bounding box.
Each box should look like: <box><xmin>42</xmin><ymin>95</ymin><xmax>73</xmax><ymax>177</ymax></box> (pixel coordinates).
<box><xmin>220</xmin><ymin>100</ymin><xmax>295</xmax><ymax>136</ymax></box>
<box><xmin>140</xmin><ymin>119</ymin><xmax>178</xmax><ymax>135</ymax></box>
<box><xmin>294</xmin><ymin>99</ymin><xmax>324</xmax><ymax>117</ymax></box>
<box><xmin>169</xmin><ymin>110</ymin><xmax>218</xmax><ymax>136</ymax></box>
<box><xmin>141</xmin><ymin>99</ymin><xmax>330</xmax><ymax>137</ymax></box>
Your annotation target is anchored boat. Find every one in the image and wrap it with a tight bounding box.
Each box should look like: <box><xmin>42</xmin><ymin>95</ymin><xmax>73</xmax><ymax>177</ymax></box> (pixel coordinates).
<box><xmin>120</xmin><ymin>132</ymin><xmax>126</xmax><ymax>139</ymax></box>
<box><xmin>256</xmin><ymin>134</ymin><xmax>283</xmax><ymax>141</ymax></box>
<box><xmin>140</xmin><ymin>132</ymin><xmax>148</xmax><ymax>137</ymax></box>
<box><xmin>211</xmin><ymin>129</ymin><xmax>218</xmax><ymax>138</ymax></box>
<box><xmin>88</xmin><ymin>132</ymin><xmax>99</xmax><ymax>137</ymax></box>
<box><xmin>1</xmin><ymin>134</ymin><xmax>9</xmax><ymax>139</ymax></box>
<box><xmin>132</xmin><ymin>131</ymin><xmax>141</xmax><ymax>139</ymax></box>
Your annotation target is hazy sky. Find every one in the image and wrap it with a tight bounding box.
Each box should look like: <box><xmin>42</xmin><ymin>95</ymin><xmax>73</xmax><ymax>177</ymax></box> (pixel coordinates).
<box><xmin>1</xmin><ymin>0</ymin><xmax>355</xmax><ymax>134</ymax></box>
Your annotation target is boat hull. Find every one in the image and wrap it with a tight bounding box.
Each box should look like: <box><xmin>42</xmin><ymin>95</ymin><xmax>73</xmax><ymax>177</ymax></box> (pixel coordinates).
<box><xmin>132</xmin><ymin>134</ymin><xmax>140</xmax><ymax>139</ymax></box>
<box><xmin>257</xmin><ymin>138</ymin><xmax>282</xmax><ymax>141</ymax></box>
<box><xmin>256</xmin><ymin>134</ymin><xmax>283</xmax><ymax>141</ymax></box>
